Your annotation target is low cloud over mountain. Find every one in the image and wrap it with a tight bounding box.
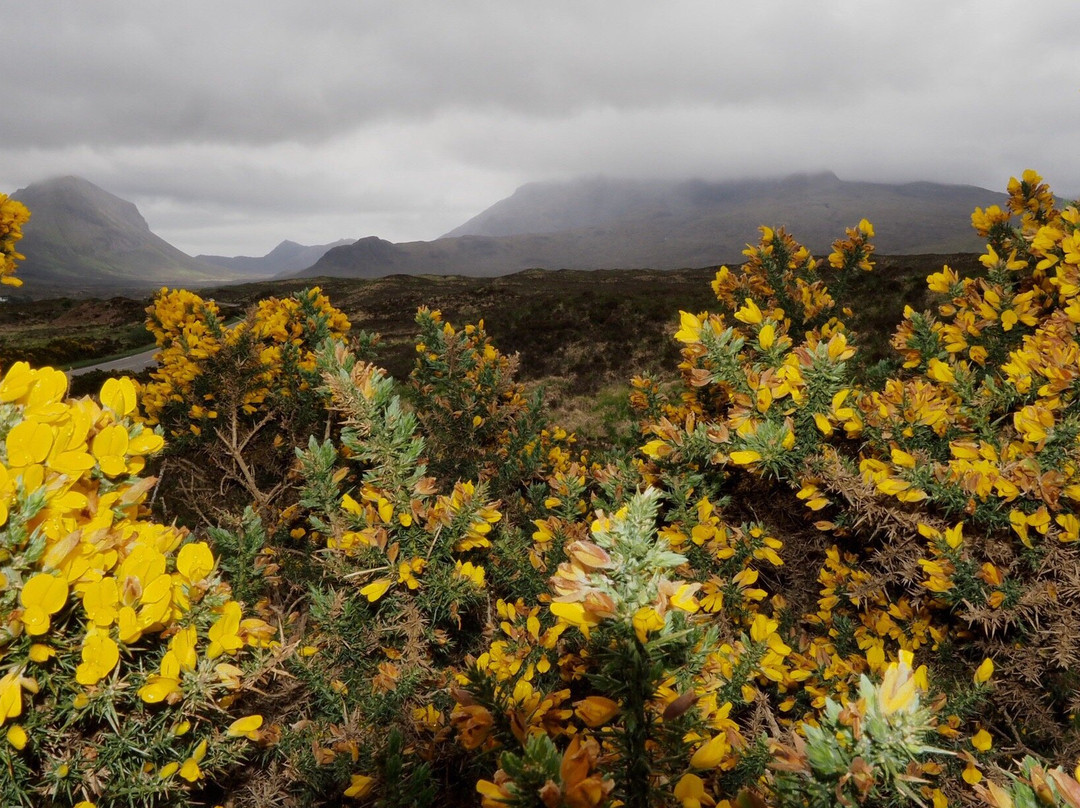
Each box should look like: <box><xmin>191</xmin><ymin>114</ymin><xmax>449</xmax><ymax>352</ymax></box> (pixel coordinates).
<box><xmin>297</xmin><ymin>173</ymin><xmax>1000</xmax><ymax>280</ymax></box>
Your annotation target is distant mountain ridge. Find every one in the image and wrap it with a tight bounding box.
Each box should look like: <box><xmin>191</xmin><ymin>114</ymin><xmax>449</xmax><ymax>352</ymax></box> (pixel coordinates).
<box><xmin>11</xmin><ymin>176</ymin><xmax>231</xmax><ymax>292</ymax></box>
<box><xmin>299</xmin><ymin>173</ymin><xmax>1001</xmax><ymax>280</ymax></box>
<box><xmin>7</xmin><ymin>172</ymin><xmax>1005</xmax><ymax>295</ymax></box>
<box><xmin>198</xmin><ymin>238</ymin><xmax>353</xmax><ymax>277</ymax></box>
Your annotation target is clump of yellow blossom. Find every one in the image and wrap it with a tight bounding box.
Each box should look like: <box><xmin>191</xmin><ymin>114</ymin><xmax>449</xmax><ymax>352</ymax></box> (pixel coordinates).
<box><xmin>0</xmin><ymin>362</ymin><xmax>271</xmax><ymax>806</ymax></box>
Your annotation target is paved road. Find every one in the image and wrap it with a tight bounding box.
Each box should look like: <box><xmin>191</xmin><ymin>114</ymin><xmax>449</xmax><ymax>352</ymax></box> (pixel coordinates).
<box><xmin>67</xmin><ymin>347</ymin><xmax>158</xmax><ymax>376</ymax></box>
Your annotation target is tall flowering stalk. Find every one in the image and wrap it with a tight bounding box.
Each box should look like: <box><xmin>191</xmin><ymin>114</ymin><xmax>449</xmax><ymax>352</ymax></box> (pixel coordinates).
<box><xmin>549</xmin><ymin>488</ymin><xmax>696</xmax><ymax>806</ymax></box>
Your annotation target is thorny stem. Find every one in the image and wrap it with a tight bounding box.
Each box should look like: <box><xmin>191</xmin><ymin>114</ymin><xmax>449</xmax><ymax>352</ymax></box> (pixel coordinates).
<box><xmin>215</xmin><ymin>409</ymin><xmax>266</xmax><ymax>505</ymax></box>
<box><xmin>212</xmin><ymin>406</ymin><xmax>288</xmax><ymax>516</ymax></box>
<box><xmin>623</xmin><ymin>636</ymin><xmax>654</xmax><ymax>808</ymax></box>
<box><xmin>149</xmin><ymin>458</ymin><xmax>167</xmax><ymax>509</ymax></box>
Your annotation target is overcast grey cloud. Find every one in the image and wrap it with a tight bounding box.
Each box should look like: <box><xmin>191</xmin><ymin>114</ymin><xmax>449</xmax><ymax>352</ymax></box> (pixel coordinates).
<box><xmin>3</xmin><ymin>0</ymin><xmax>1079</xmax><ymax>255</ymax></box>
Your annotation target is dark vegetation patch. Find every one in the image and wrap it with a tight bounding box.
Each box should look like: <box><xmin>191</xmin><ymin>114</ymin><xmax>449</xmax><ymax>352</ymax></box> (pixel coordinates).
<box><xmin>204</xmin><ymin>253</ymin><xmax>984</xmax><ymax>396</ymax></box>
<box><xmin>7</xmin><ymin>253</ymin><xmax>984</xmax><ymax>411</ymax></box>
<box><xmin>0</xmin><ymin>296</ymin><xmax>150</xmax><ymax>369</ymax></box>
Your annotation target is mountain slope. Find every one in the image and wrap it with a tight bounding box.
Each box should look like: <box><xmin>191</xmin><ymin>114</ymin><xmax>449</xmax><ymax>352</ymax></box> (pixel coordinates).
<box><xmin>442</xmin><ymin>176</ymin><xmax>689</xmax><ymax>239</ymax></box>
<box><xmin>198</xmin><ymin>238</ymin><xmax>353</xmax><ymax>277</ymax></box>
<box><xmin>301</xmin><ymin>173</ymin><xmax>1000</xmax><ymax>280</ymax></box>
<box><xmin>11</xmin><ymin>176</ymin><xmax>230</xmax><ymax>291</ymax></box>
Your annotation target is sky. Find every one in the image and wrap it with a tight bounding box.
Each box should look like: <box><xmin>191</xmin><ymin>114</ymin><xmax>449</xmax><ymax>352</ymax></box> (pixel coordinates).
<box><xmin>3</xmin><ymin>1</ymin><xmax>1079</xmax><ymax>257</ymax></box>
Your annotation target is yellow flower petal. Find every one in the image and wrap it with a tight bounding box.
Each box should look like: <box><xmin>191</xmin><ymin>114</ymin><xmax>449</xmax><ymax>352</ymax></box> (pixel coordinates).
<box><xmin>341</xmin><ymin>493</ymin><xmax>363</xmax><ymax>516</ymax></box>
<box><xmin>734</xmin><ymin>298</ymin><xmax>763</xmax><ymax>325</ymax></box>
<box><xmin>345</xmin><ymin>773</ymin><xmax>375</xmax><ymax>798</ymax></box>
<box><xmin>21</xmin><ymin>572</ymin><xmax>68</xmax><ymax>615</ymax></box>
<box><xmin>550</xmin><ymin>601</ymin><xmax>601</xmax><ymax>639</ymax></box>
<box><xmin>227</xmin><ymin>714</ymin><xmax>264</xmax><ymax>738</ymax></box>
<box><xmin>575</xmin><ymin>696</ymin><xmax>621</xmax><ymax>728</ymax></box>
<box><xmin>674</xmin><ymin>311</ymin><xmax>703</xmax><ymax>344</ymax></box>
<box><xmin>170</xmin><ymin>625</ymin><xmax>198</xmax><ymax>672</ymax></box>
<box><xmin>75</xmin><ymin>633</ymin><xmax>120</xmax><ymax>686</ymax></box>
<box><xmin>631</xmin><ymin>606</ymin><xmax>664</xmax><ymax>643</ymax></box>
<box><xmin>179</xmin><ymin>757</ymin><xmax>202</xmax><ymax>782</ymax></box>
<box><xmin>92</xmin><ymin>423</ymin><xmax>129</xmax><ymax>460</ymax></box>
<box><xmin>176</xmin><ymin>542</ymin><xmax>215</xmax><ymax>582</ymax></box>
<box><xmin>29</xmin><ymin>644</ymin><xmax>55</xmax><ymax>663</ymax></box>
<box><xmin>670</xmin><ymin>583</ymin><xmax>700</xmax><ymax>613</ymax></box>
<box><xmin>99</xmin><ymin>377</ymin><xmax>137</xmax><ymax>417</ymax></box>
<box><xmin>690</xmin><ymin>732</ymin><xmax>730</xmax><ymax>769</ymax></box>
<box><xmin>973</xmin><ymin>657</ymin><xmax>994</xmax><ymax>685</ymax></box>
<box><xmin>6</xmin><ymin>420</ymin><xmax>54</xmax><ymax>466</ymax></box>
<box><xmin>813</xmin><ymin>412</ymin><xmax>833</xmax><ymax>436</ymax></box>
<box><xmin>728</xmin><ymin>450</ymin><xmax>762</xmax><ymax>465</ymax></box>
<box><xmin>360</xmin><ymin>578</ymin><xmax>393</xmax><ymax>603</ymax></box>
<box><xmin>0</xmin><ymin>671</ymin><xmax>23</xmax><ymax>720</ymax></box>
<box><xmin>6</xmin><ymin>724</ymin><xmax>28</xmax><ymax>750</ymax></box>
<box><xmin>758</xmin><ymin>323</ymin><xmax>776</xmax><ymax>350</ymax></box>
<box><xmin>20</xmin><ymin>605</ymin><xmax>51</xmax><ymax>636</ymax></box>
<box><xmin>674</xmin><ymin>773</ymin><xmax>706</xmax><ymax>803</ymax></box>
<box><xmin>206</xmin><ymin>600</ymin><xmax>243</xmax><ymax>659</ymax></box>
<box><xmin>128</xmin><ymin>429</ymin><xmax>164</xmax><ymax>455</ymax></box>
<box><xmin>0</xmin><ymin>362</ymin><xmax>33</xmax><ymax>403</ymax></box>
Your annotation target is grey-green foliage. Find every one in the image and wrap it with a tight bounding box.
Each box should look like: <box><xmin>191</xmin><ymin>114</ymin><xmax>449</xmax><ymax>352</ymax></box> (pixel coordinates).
<box><xmin>489</xmin><ymin>733</ymin><xmax>567</xmax><ymax>808</ymax></box>
<box><xmin>314</xmin><ymin>338</ymin><xmax>427</xmax><ymax>495</ymax></box>
<box><xmin>208</xmin><ymin>505</ymin><xmax>268</xmax><ymax>606</ymax></box>
<box><xmin>772</xmin><ymin>663</ymin><xmax>950</xmax><ymax>808</ymax></box>
<box><xmin>586</xmin><ymin>487</ymin><xmax>686</xmax><ymax>619</ymax></box>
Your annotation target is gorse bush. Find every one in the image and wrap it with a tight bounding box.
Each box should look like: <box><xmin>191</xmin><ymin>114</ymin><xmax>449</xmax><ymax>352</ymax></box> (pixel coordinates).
<box><xmin>0</xmin><ymin>210</ymin><xmax>272</xmax><ymax>807</ymax></box>
<box><xmin>5</xmin><ymin>171</ymin><xmax>1080</xmax><ymax>807</ymax></box>
<box><xmin>0</xmin><ymin>192</ymin><xmax>30</xmax><ymax>287</ymax></box>
<box><xmin>143</xmin><ymin>286</ymin><xmax>351</xmax><ymax>440</ymax></box>
<box><xmin>141</xmin><ymin>286</ymin><xmax>352</xmax><ymax>523</ymax></box>
<box><xmin>622</xmin><ymin>170</ymin><xmax>1080</xmax><ymax>805</ymax></box>
<box><xmin>408</xmin><ymin>307</ymin><xmax>550</xmax><ymax>500</ymax></box>
<box><xmin>0</xmin><ymin>365</ymin><xmax>272</xmax><ymax>807</ymax></box>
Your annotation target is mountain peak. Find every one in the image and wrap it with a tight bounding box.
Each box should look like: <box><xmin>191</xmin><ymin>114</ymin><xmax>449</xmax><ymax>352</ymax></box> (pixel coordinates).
<box><xmin>29</xmin><ymin>175</ymin><xmax>104</xmax><ymax>193</ymax></box>
<box><xmin>17</xmin><ymin>175</ymin><xmax>151</xmax><ymax>234</ymax></box>
<box><xmin>780</xmin><ymin>170</ymin><xmax>842</xmax><ymax>186</ymax></box>
<box><xmin>10</xmin><ymin>175</ymin><xmax>228</xmax><ymax>291</ymax></box>
<box><xmin>309</xmin><ymin>174</ymin><xmax>1001</xmax><ymax>281</ymax></box>
<box><xmin>197</xmin><ymin>238</ymin><xmax>356</xmax><ymax>278</ymax></box>
<box><xmin>444</xmin><ymin>173</ymin><xmax>861</xmax><ymax>240</ymax></box>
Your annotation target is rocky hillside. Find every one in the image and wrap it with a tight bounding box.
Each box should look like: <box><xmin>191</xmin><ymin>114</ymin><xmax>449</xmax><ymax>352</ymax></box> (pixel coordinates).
<box><xmin>11</xmin><ymin>176</ymin><xmax>231</xmax><ymax>293</ymax></box>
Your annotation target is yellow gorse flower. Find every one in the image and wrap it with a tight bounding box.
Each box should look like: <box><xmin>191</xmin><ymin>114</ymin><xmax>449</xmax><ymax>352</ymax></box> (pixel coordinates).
<box><xmin>227</xmin><ymin>714</ymin><xmax>264</xmax><ymax>739</ymax></box>
<box><xmin>0</xmin><ymin>359</ymin><xmax>271</xmax><ymax>800</ymax></box>
<box><xmin>141</xmin><ymin>287</ymin><xmax>350</xmax><ymax>432</ymax></box>
<box><xmin>454</xmin><ymin>560</ymin><xmax>486</xmax><ymax>588</ymax></box>
<box><xmin>0</xmin><ymin>193</ymin><xmax>30</xmax><ymax>286</ymax></box>
<box><xmin>689</xmin><ymin>731</ymin><xmax>731</xmax><ymax>770</ymax></box>
<box><xmin>19</xmin><ymin>573</ymin><xmax>69</xmax><ymax>635</ymax></box>
<box><xmin>971</xmin><ymin>728</ymin><xmax>993</xmax><ymax>752</ymax></box>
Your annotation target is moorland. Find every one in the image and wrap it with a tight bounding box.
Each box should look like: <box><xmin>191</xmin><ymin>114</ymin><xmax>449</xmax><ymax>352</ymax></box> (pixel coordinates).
<box><xmin>4</xmin><ymin>251</ymin><xmax>981</xmax><ymax>436</ymax></box>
